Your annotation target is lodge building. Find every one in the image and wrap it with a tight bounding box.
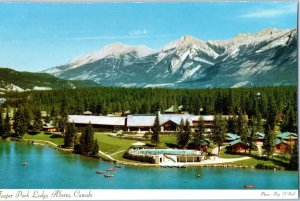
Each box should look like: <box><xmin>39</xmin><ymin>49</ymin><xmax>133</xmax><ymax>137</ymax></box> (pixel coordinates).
<box><xmin>68</xmin><ymin>113</ymin><xmax>215</xmax><ymax>132</ymax></box>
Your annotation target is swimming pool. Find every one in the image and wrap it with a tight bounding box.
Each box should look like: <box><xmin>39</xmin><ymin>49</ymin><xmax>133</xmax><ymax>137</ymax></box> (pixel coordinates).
<box><xmin>137</xmin><ymin>149</ymin><xmax>197</xmax><ymax>155</ymax></box>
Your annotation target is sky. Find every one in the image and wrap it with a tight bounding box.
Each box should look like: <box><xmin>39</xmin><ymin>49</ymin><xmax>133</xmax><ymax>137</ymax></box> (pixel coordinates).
<box><xmin>0</xmin><ymin>1</ymin><xmax>297</xmax><ymax>72</ymax></box>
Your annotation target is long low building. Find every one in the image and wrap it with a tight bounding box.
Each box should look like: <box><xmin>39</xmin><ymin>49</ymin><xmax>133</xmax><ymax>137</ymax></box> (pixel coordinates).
<box><xmin>68</xmin><ymin>115</ymin><xmax>126</xmax><ymax>131</ymax></box>
<box><xmin>68</xmin><ymin>114</ymin><xmax>234</xmax><ymax>132</ymax></box>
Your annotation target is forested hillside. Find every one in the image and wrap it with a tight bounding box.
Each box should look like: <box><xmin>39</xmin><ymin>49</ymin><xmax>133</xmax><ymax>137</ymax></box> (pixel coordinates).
<box><xmin>0</xmin><ymin>68</ymin><xmax>98</xmax><ymax>92</ymax></box>
<box><xmin>3</xmin><ymin>86</ymin><xmax>296</xmax><ymax>132</ymax></box>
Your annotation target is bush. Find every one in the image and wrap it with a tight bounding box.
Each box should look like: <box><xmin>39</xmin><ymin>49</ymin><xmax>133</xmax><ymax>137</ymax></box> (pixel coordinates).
<box><xmin>144</xmin><ymin>132</ymin><xmax>152</xmax><ymax>140</ymax></box>
<box><xmin>50</xmin><ymin>133</ymin><xmax>64</xmax><ymax>138</ymax></box>
<box><xmin>159</xmin><ymin>132</ymin><xmax>178</xmax><ymax>136</ymax></box>
<box><xmin>256</xmin><ymin>163</ymin><xmax>284</xmax><ymax>170</ymax></box>
<box><xmin>123</xmin><ymin>152</ymin><xmax>155</xmax><ymax>164</ymax></box>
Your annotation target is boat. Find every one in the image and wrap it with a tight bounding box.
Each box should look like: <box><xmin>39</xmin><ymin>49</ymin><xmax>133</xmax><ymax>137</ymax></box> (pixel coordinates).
<box><xmin>244</xmin><ymin>185</ymin><xmax>255</xmax><ymax>189</ymax></box>
<box><xmin>96</xmin><ymin>171</ymin><xmax>105</xmax><ymax>174</ymax></box>
<box><xmin>115</xmin><ymin>165</ymin><xmax>121</xmax><ymax>168</ymax></box>
<box><xmin>107</xmin><ymin>168</ymin><xmax>116</xmax><ymax>171</ymax></box>
<box><xmin>104</xmin><ymin>174</ymin><xmax>114</xmax><ymax>178</ymax></box>
<box><xmin>197</xmin><ymin>174</ymin><xmax>201</xmax><ymax>177</ymax></box>
<box><xmin>21</xmin><ymin>162</ymin><xmax>29</xmax><ymax>166</ymax></box>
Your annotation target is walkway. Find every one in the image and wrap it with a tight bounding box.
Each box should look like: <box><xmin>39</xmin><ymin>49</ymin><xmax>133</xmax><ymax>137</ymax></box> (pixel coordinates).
<box><xmin>98</xmin><ymin>150</ymin><xmax>116</xmax><ymax>161</ymax></box>
<box><xmin>110</xmin><ymin>150</ymin><xmax>126</xmax><ymax>156</ymax></box>
<box><xmin>194</xmin><ymin>156</ymin><xmax>251</xmax><ymax>165</ymax></box>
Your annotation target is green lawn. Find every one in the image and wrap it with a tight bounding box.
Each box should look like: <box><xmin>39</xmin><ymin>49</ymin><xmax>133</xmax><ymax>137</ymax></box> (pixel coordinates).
<box><xmin>157</xmin><ymin>135</ymin><xmax>177</xmax><ymax>148</ymax></box>
<box><xmin>23</xmin><ymin>132</ymin><xmax>64</xmax><ymax>145</ymax></box>
<box><xmin>223</xmin><ymin>158</ymin><xmax>275</xmax><ymax>166</ymax></box>
<box><xmin>94</xmin><ymin>133</ymin><xmax>151</xmax><ymax>161</ymax></box>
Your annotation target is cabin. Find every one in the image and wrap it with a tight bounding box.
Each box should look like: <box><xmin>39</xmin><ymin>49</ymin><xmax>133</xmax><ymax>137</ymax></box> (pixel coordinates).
<box><xmin>254</xmin><ymin>132</ymin><xmax>265</xmax><ymax>143</ymax></box>
<box><xmin>126</xmin><ymin>115</ymin><xmax>156</xmax><ymax>131</ymax></box>
<box><xmin>43</xmin><ymin>123</ymin><xmax>57</xmax><ymax>133</ymax></box>
<box><xmin>159</xmin><ymin>114</ymin><xmax>194</xmax><ymax>131</ymax></box>
<box><xmin>228</xmin><ymin>139</ymin><xmax>248</xmax><ymax>153</ymax></box>
<box><xmin>276</xmin><ymin>132</ymin><xmax>297</xmax><ymax>146</ymax></box>
<box><xmin>68</xmin><ymin>115</ymin><xmax>126</xmax><ymax>132</ymax></box>
<box><xmin>224</xmin><ymin>133</ymin><xmax>240</xmax><ymax>143</ymax></box>
<box><xmin>275</xmin><ymin>139</ymin><xmax>291</xmax><ymax>153</ymax></box>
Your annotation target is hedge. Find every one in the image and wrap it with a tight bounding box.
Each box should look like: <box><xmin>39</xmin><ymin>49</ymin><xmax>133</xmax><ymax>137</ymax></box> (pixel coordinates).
<box><xmin>123</xmin><ymin>152</ymin><xmax>156</xmax><ymax>164</ymax></box>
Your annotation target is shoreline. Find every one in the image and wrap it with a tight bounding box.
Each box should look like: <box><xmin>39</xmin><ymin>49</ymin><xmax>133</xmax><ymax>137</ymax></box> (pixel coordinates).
<box><xmin>3</xmin><ymin>138</ymin><xmax>289</xmax><ymax>170</ymax></box>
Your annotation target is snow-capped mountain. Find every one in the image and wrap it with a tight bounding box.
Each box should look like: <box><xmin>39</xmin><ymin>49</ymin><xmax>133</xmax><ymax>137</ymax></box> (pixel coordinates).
<box><xmin>44</xmin><ymin>28</ymin><xmax>297</xmax><ymax>88</ymax></box>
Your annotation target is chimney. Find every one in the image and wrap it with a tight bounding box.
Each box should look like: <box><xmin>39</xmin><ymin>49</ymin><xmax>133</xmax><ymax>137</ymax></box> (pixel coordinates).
<box><xmin>157</xmin><ymin>109</ymin><xmax>161</xmax><ymax>116</ymax></box>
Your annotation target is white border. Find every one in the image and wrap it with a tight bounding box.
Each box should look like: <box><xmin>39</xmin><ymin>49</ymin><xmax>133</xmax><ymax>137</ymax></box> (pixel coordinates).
<box><xmin>0</xmin><ymin>190</ymin><xmax>298</xmax><ymax>200</ymax></box>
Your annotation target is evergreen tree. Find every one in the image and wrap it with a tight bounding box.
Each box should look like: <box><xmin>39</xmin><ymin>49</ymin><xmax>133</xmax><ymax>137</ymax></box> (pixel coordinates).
<box><xmin>263</xmin><ymin>125</ymin><xmax>276</xmax><ymax>157</ymax></box>
<box><xmin>13</xmin><ymin>107</ymin><xmax>27</xmax><ymax>138</ymax></box>
<box><xmin>227</xmin><ymin>115</ymin><xmax>237</xmax><ymax>134</ymax></box>
<box><xmin>266</xmin><ymin>95</ymin><xmax>277</xmax><ymax>131</ymax></box>
<box><xmin>33</xmin><ymin>108</ymin><xmax>43</xmax><ymax>133</ymax></box>
<box><xmin>3</xmin><ymin>111</ymin><xmax>11</xmax><ymax>137</ymax></box>
<box><xmin>239</xmin><ymin>114</ymin><xmax>249</xmax><ymax>153</ymax></box>
<box><xmin>247</xmin><ymin>116</ymin><xmax>257</xmax><ymax>155</ymax></box>
<box><xmin>92</xmin><ymin>139</ymin><xmax>99</xmax><ymax>156</ymax></box>
<box><xmin>256</xmin><ymin>113</ymin><xmax>264</xmax><ymax>132</ymax></box>
<box><xmin>212</xmin><ymin>115</ymin><xmax>227</xmax><ymax>156</ymax></box>
<box><xmin>289</xmin><ymin>143</ymin><xmax>298</xmax><ymax>170</ymax></box>
<box><xmin>64</xmin><ymin>122</ymin><xmax>76</xmax><ymax>148</ymax></box>
<box><xmin>193</xmin><ymin>117</ymin><xmax>205</xmax><ymax>150</ymax></box>
<box><xmin>283</xmin><ymin>105</ymin><xmax>297</xmax><ymax>133</ymax></box>
<box><xmin>0</xmin><ymin>111</ymin><xmax>4</xmax><ymax>136</ymax></box>
<box><xmin>177</xmin><ymin>119</ymin><xmax>185</xmax><ymax>148</ymax></box>
<box><xmin>79</xmin><ymin>122</ymin><xmax>95</xmax><ymax>155</ymax></box>
<box><xmin>183</xmin><ymin>119</ymin><xmax>191</xmax><ymax>148</ymax></box>
<box><xmin>151</xmin><ymin>115</ymin><xmax>160</xmax><ymax>145</ymax></box>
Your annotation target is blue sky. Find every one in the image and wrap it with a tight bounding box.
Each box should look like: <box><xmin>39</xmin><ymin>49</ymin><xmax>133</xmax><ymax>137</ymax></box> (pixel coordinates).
<box><xmin>0</xmin><ymin>1</ymin><xmax>297</xmax><ymax>72</ymax></box>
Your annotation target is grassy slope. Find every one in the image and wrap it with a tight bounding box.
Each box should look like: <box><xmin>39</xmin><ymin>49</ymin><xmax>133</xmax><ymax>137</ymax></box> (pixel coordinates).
<box><xmin>23</xmin><ymin>132</ymin><xmax>64</xmax><ymax>145</ymax></box>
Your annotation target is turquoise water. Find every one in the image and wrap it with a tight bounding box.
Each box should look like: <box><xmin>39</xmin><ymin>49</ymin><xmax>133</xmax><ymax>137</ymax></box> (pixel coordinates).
<box><xmin>0</xmin><ymin>141</ymin><xmax>298</xmax><ymax>189</ymax></box>
<box><xmin>138</xmin><ymin>149</ymin><xmax>195</xmax><ymax>155</ymax></box>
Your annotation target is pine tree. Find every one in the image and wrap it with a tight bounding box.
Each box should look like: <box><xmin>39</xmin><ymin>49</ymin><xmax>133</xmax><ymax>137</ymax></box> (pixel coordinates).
<box><xmin>183</xmin><ymin>119</ymin><xmax>191</xmax><ymax>148</ymax></box>
<box><xmin>289</xmin><ymin>143</ymin><xmax>298</xmax><ymax>170</ymax></box>
<box><xmin>3</xmin><ymin>111</ymin><xmax>11</xmax><ymax>137</ymax></box>
<box><xmin>0</xmin><ymin>111</ymin><xmax>4</xmax><ymax>136</ymax></box>
<box><xmin>13</xmin><ymin>107</ymin><xmax>27</xmax><ymax>138</ymax></box>
<box><xmin>33</xmin><ymin>108</ymin><xmax>43</xmax><ymax>133</ymax></box>
<box><xmin>263</xmin><ymin>124</ymin><xmax>276</xmax><ymax>157</ymax></box>
<box><xmin>212</xmin><ymin>115</ymin><xmax>227</xmax><ymax>156</ymax></box>
<box><xmin>193</xmin><ymin>117</ymin><xmax>205</xmax><ymax>150</ymax></box>
<box><xmin>247</xmin><ymin>116</ymin><xmax>257</xmax><ymax>155</ymax></box>
<box><xmin>64</xmin><ymin>122</ymin><xmax>76</xmax><ymax>148</ymax></box>
<box><xmin>151</xmin><ymin>115</ymin><xmax>160</xmax><ymax>145</ymax></box>
<box><xmin>92</xmin><ymin>139</ymin><xmax>99</xmax><ymax>156</ymax></box>
<box><xmin>239</xmin><ymin>114</ymin><xmax>249</xmax><ymax>153</ymax></box>
<box><xmin>177</xmin><ymin>119</ymin><xmax>185</xmax><ymax>148</ymax></box>
<box><xmin>79</xmin><ymin>122</ymin><xmax>95</xmax><ymax>155</ymax></box>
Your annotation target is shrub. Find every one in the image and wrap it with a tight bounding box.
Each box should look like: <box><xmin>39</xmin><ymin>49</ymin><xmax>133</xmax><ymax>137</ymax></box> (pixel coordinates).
<box><xmin>123</xmin><ymin>152</ymin><xmax>155</xmax><ymax>164</ymax></box>
<box><xmin>50</xmin><ymin>133</ymin><xmax>64</xmax><ymax>138</ymax></box>
<box><xmin>256</xmin><ymin>163</ymin><xmax>284</xmax><ymax>170</ymax></box>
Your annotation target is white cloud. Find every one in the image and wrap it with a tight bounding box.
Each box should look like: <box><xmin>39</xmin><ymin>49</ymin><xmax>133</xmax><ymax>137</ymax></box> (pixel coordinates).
<box><xmin>129</xmin><ymin>29</ymin><xmax>148</xmax><ymax>36</ymax></box>
<box><xmin>241</xmin><ymin>4</ymin><xmax>297</xmax><ymax>18</ymax></box>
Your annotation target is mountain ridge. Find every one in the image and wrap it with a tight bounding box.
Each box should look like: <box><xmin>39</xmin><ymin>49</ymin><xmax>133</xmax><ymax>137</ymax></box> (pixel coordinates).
<box><xmin>0</xmin><ymin>68</ymin><xmax>99</xmax><ymax>94</ymax></box>
<box><xmin>44</xmin><ymin>28</ymin><xmax>297</xmax><ymax>88</ymax></box>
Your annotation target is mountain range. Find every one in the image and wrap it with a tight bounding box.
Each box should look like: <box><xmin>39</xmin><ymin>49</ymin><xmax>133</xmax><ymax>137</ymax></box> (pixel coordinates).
<box><xmin>44</xmin><ymin>28</ymin><xmax>296</xmax><ymax>88</ymax></box>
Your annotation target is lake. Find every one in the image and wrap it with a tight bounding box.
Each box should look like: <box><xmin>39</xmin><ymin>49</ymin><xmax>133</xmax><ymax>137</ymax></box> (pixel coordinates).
<box><xmin>0</xmin><ymin>141</ymin><xmax>298</xmax><ymax>189</ymax></box>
